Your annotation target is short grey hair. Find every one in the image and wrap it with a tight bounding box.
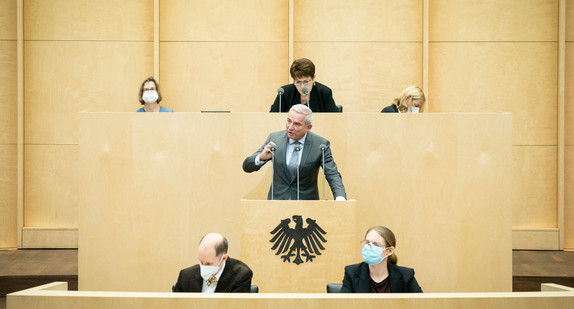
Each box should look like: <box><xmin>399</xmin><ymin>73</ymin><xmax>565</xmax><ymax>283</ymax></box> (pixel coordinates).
<box><xmin>290</xmin><ymin>104</ymin><xmax>313</xmax><ymax>125</ymax></box>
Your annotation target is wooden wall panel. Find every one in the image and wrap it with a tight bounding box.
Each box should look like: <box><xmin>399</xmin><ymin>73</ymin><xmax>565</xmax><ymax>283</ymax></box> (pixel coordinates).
<box><xmin>0</xmin><ymin>145</ymin><xmax>18</xmax><ymax>247</ymax></box>
<box><xmin>566</xmin><ymin>146</ymin><xmax>574</xmax><ymax>249</ymax></box>
<box><xmin>294</xmin><ymin>43</ymin><xmax>422</xmax><ymax>112</ymax></box>
<box><xmin>160</xmin><ymin>42</ymin><xmax>287</xmax><ymax>112</ymax></box>
<box><xmin>429</xmin><ymin>42</ymin><xmax>557</xmax><ymax>146</ymax></box>
<box><xmin>160</xmin><ymin>0</ymin><xmax>288</xmax><ymax>41</ymax></box>
<box><xmin>24</xmin><ymin>41</ymin><xmax>153</xmax><ymax>144</ymax></box>
<box><xmin>0</xmin><ymin>42</ymin><xmax>17</xmax><ymax>144</ymax></box>
<box><xmin>567</xmin><ymin>42</ymin><xmax>574</xmax><ymax>145</ymax></box>
<box><xmin>429</xmin><ymin>0</ymin><xmax>558</xmax><ymax>41</ymax></box>
<box><xmin>24</xmin><ymin>145</ymin><xmax>78</xmax><ymax>227</ymax></box>
<box><xmin>294</xmin><ymin>0</ymin><xmax>422</xmax><ymax>42</ymax></box>
<box><xmin>24</xmin><ymin>0</ymin><xmax>153</xmax><ymax>41</ymax></box>
<box><xmin>567</xmin><ymin>0</ymin><xmax>574</xmax><ymax>41</ymax></box>
<box><xmin>0</xmin><ymin>0</ymin><xmax>16</xmax><ymax>40</ymax></box>
<box><xmin>513</xmin><ymin>146</ymin><xmax>557</xmax><ymax>228</ymax></box>
<box><xmin>0</xmin><ymin>0</ymin><xmax>17</xmax><ymax>248</ymax></box>
<box><xmin>79</xmin><ymin>113</ymin><xmax>512</xmax><ymax>293</ymax></box>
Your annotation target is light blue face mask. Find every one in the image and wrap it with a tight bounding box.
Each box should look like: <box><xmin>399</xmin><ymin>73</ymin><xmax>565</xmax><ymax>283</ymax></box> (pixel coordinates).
<box><xmin>408</xmin><ymin>106</ymin><xmax>420</xmax><ymax>113</ymax></box>
<box><xmin>362</xmin><ymin>244</ymin><xmax>387</xmax><ymax>265</ymax></box>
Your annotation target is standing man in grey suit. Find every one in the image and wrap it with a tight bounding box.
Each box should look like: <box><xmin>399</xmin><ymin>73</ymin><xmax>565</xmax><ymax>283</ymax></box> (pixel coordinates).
<box><xmin>243</xmin><ymin>104</ymin><xmax>346</xmax><ymax>200</ymax></box>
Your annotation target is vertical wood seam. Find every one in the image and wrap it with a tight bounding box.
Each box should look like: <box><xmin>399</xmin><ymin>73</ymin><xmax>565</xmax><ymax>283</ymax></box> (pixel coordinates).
<box><xmin>557</xmin><ymin>0</ymin><xmax>565</xmax><ymax>250</ymax></box>
<box><xmin>17</xmin><ymin>0</ymin><xmax>24</xmax><ymax>248</ymax></box>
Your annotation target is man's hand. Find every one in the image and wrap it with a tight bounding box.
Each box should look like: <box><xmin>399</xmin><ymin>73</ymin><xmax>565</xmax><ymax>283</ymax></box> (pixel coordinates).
<box><xmin>259</xmin><ymin>141</ymin><xmax>276</xmax><ymax>161</ymax></box>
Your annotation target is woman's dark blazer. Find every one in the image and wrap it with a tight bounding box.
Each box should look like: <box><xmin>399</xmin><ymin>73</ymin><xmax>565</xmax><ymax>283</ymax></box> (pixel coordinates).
<box><xmin>340</xmin><ymin>262</ymin><xmax>423</xmax><ymax>293</ymax></box>
<box><xmin>270</xmin><ymin>82</ymin><xmax>340</xmax><ymax>113</ymax></box>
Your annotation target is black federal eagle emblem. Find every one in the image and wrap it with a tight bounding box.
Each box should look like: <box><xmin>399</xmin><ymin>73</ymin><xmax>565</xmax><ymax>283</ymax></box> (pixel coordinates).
<box><xmin>269</xmin><ymin>215</ymin><xmax>327</xmax><ymax>265</ymax></box>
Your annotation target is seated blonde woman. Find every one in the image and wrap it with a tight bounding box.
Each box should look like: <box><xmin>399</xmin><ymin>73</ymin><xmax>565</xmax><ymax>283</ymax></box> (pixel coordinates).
<box><xmin>381</xmin><ymin>86</ymin><xmax>425</xmax><ymax>113</ymax></box>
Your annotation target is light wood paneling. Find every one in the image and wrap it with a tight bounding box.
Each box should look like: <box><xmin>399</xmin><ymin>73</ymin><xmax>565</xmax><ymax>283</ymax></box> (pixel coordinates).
<box><xmin>79</xmin><ymin>113</ymin><xmax>512</xmax><ymax>293</ymax></box>
<box><xmin>160</xmin><ymin>0</ymin><xmax>288</xmax><ymax>41</ymax></box>
<box><xmin>9</xmin><ymin>282</ymin><xmax>574</xmax><ymax>309</ymax></box>
<box><xmin>0</xmin><ymin>145</ymin><xmax>18</xmax><ymax>248</ymax></box>
<box><xmin>24</xmin><ymin>145</ymin><xmax>78</xmax><ymax>227</ymax></box>
<box><xmin>567</xmin><ymin>42</ymin><xmax>574</xmax><ymax>145</ymax></box>
<box><xmin>294</xmin><ymin>43</ymin><xmax>422</xmax><ymax>112</ymax></box>
<box><xmin>22</xmin><ymin>227</ymin><xmax>77</xmax><ymax>248</ymax></box>
<box><xmin>24</xmin><ymin>41</ymin><xmax>153</xmax><ymax>144</ymax></box>
<box><xmin>513</xmin><ymin>146</ymin><xmax>557</xmax><ymax>228</ymax></box>
<box><xmin>513</xmin><ymin>228</ymin><xmax>560</xmax><ymax>250</ymax></box>
<box><xmin>429</xmin><ymin>0</ymin><xmax>558</xmax><ymax>41</ymax></box>
<box><xmin>567</xmin><ymin>0</ymin><xmax>574</xmax><ymax>41</ymax></box>
<box><xmin>566</xmin><ymin>146</ymin><xmax>574</xmax><ymax>249</ymax></box>
<box><xmin>0</xmin><ymin>0</ymin><xmax>16</xmax><ymax>40</ymax></box>
<box><xmin>294</xmin><ymin>0</ymin><xmax>422</xmax><ymax>42</ymax></box>
<box><xmin>24</xmin><ymin>0</ymin><xmax>153</xmax><ymax>41</ymax></box>
<box><xmin>241</xmin><ymin>200</ymin><xmax>357</xmax><ymax>293</ymax></box>
<box><xmin>429</xmin><ymin>42</ymin><xmax>557</xmax><ymax>146</ymax></box>
<box><xmin>0</xmin><ymin>41</ymin><xmax>17</xmax><ymax>144</ymax></box>
<box><xmin>160</xmin><ymin>42</ymin><xmax>287</xmax><ymax>112</ymax></box>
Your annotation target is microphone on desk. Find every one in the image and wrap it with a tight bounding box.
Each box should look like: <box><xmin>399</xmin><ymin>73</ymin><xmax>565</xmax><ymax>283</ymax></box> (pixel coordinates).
<box><xmin>277</xmin><ymin>87</ymin><xmax>284</xmax><ymax>112</ymax></box>
<box><xmin>294</xmin><ymin>145</ymin><xmax>301</xmax><ymax>200</ymax></box>
<box><xmin>319</xmin><ymin>144</ymin><xmax>326</xmax><ymax>200</ymax></box>
<box><xmin>270</xmin><ymin>144</ymin><xmax>277</xmax><ymax>200</ymax></box>
<box><xmin>302</xmin><ymin>87</ymin><xmax>309</xmax><ymax>108</ymax></box>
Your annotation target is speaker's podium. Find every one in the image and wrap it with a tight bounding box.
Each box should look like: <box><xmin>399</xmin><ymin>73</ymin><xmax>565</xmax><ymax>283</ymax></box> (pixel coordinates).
<box><xmin>240</xmin><ymin>199</ymin><xmax>357</xmax><ymax>293</ymax></box>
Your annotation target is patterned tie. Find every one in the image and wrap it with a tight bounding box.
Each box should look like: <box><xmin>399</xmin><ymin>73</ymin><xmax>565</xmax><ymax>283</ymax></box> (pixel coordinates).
<box><xmin>288</xmin><ymin>141</ymin><xmax>301</xmax><ymax>180</ymax></box>
<box><xmin>206</xmin><ymin>275</ymin><xmax>217</xmax><ymax>287</ymax></box>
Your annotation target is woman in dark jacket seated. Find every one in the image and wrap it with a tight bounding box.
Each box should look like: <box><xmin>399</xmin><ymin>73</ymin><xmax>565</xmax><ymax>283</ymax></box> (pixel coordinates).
<box><xmin>270</xmin><ymin>58</ymin><xmax>340</xmax><ymax>113</ymax></box>
<box><xmin>340</xmin><ymin>226</ymin><xmax>423</xmax><ymax>293</ymax></box>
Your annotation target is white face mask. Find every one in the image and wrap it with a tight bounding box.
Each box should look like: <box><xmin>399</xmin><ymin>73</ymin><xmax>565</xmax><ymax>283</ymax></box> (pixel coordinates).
<box><xmin>408</xmin><ymin>106</ymin><xmax>420</xmax><ymax>113</ymax></box>
<box><xmin>199</xmin><ymin>256</ymin><xmax>224</xmax><ymax>280</ymax></box>
<box><xmin>142</xmin><ymin>90</ymin><xmax>159</xmax><ymax>104</ymax></box>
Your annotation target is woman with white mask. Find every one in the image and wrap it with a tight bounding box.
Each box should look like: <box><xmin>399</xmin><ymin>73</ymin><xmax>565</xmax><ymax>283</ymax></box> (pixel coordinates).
<box><xmin>136</xmin><ymin>77</ymin><xmax>174</xmax><ymax>112</ymax></box>
<box><xmin>340</xmin><ymin>226</ymin><xmax>423</xmax><ymax>293</ymax></box>
<box><xmin>381</xmin><ymin>86</ymin><xmax>425</xmax><ymax>113</ymax></box>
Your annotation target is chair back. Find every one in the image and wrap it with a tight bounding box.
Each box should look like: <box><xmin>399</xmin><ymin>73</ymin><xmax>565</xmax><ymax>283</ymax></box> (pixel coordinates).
<box><xmin>326</xmin><ymin>283</ymin><xmax>342</xmax><ymax>293</ymax></box>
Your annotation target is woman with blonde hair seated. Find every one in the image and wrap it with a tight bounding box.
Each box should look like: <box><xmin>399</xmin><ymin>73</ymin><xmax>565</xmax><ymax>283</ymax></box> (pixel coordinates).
<box><xmin>381</xmin><ymin>86</ymin><xmax>425</xmax><ymax>113</ymax></box>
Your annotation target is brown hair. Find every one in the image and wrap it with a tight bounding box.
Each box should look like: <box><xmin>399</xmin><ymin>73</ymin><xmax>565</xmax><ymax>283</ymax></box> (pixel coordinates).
<box><xmin>138</xmin><ymin>77</ymin><xmax>163</xmax><ymax>105</ymax></box>
<box><xmin>365</xmin><ymin>226</ymin><xmax>398</xmax><ymax>264</ymax></box>
<box><xmin>290</xmin><ymin>58</ymin><xmax>315</xmax><ymax>80</ymax></box>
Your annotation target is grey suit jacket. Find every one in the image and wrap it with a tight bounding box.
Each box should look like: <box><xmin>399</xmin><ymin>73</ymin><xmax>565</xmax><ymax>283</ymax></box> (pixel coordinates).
<box><xmin>242</xmin><ymin>130</ymin><xmax>346</xmax><ymax>200</ymax></box>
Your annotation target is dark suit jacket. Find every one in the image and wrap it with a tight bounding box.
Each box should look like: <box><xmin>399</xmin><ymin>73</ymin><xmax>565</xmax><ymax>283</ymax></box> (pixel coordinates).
<box><xmin>173</xmin><ymin>258</ymin><xmax>253</xmax><ymax>293</ymax></box>
<box><xmin>381</xmin><ymin>104</ymin><xmax>399</xmax><ymax>113</ymax></box>
<box><xmin>242</xmin><ymin>130</ymin><xmax>346</xmax><ymax>200</ymax></box>
<box><xmin>340</xmin><ymin>262</ymin><xmax>423</xmax><ymax>293</ymax></box>
<box><xmin>270</xmin><ymin>82</ymin><xmax>340</xmax><ymax>113</ymax></box>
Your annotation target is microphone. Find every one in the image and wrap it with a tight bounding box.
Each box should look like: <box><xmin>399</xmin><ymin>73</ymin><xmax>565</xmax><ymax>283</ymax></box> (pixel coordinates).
<box><xmin>319</xmin><ymin>144</ymin><xmax>326</xmax><ymax>200</ymax></box>
<box><xmin>294</xmin><ymin>145</ymin><xmax>301</xmax><ymax>200</ymax></box>
<box><xmin>302</xmin><ymin>86</ymin><xmax>309</xmax><ymax>107</ymax></box>
<box><xmin>270</xmin><ymin>144</ymin><xmax>277</xmax><ymax>200</ymax></box>
<box><xmin>277</xmin><ymin>88</ymin><xmax>284</xmax><ymax>112</ymax></box>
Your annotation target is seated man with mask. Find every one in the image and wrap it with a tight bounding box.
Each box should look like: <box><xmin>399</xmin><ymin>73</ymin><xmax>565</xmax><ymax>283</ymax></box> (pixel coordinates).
<box><xmin>173</xmin><ymin>232</ymin><xmax>253</xmax><ymax>293</ymax></box>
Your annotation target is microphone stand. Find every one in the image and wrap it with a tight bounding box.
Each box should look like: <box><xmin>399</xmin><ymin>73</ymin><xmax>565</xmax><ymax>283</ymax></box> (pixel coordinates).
<box><xmin>321</xmin><ymin>146</ymin><xmax>325</xmax><ymax>200</ymax></box>
<box><xmin>294</xmin><ymin>146</ymin><xmax>301</xmax><ymax>200</ymax></box>
<box><xmin>270</xmin><ymin>146</ymin><xmax>276</xmax><ymax>200</ymax></box>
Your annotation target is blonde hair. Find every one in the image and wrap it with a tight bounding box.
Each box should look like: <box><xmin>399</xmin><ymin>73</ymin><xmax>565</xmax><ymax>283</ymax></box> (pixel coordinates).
<box><xmin>365</xmin><ymin>226</ymin><xmax>398</xmax><ymax>264</ymax></box>
<box><xmin>393</xmin><ymin>86</ymin><xmax>425</xmax><ymax>113</ymax></box>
